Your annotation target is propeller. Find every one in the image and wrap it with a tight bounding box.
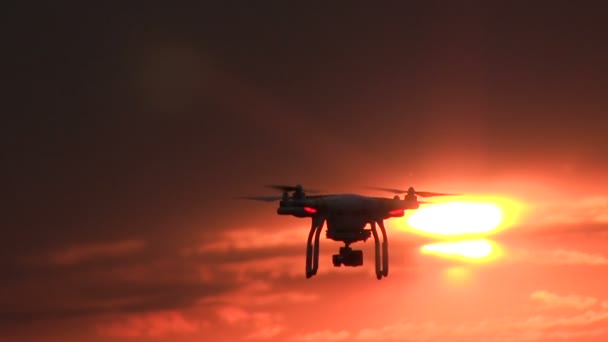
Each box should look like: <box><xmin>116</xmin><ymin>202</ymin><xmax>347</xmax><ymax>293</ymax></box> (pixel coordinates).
<box><xmin>415</xmin><ymin>191</ymin><xmax>458</xmax><ymax>198</ymax></box>
<box><xmin>265</xmin><ymin>184</ymin><xmax>322</xmax><ymax>193</ymax></box>
<box><xmin>368</xmin><ymin>186</ymin><xmax>459</xmax><ymax>197</ymax></box>
<box><xmin>368</xmin><ymin>187</ymin><xmax>410</xmax><ymax>194</ymax></box>
<box><xmin>234</xmin><ymin>195</ymin><xmax>283</xmax><ymax>202</ymax></box>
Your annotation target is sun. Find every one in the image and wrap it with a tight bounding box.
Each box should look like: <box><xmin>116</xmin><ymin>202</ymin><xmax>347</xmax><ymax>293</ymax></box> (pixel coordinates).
<box><xmin>402</xmin><ymin>196</ymin><xmax>521</xmax><ymax>238</ymax></box>
<box><xmin>408</xmin><ymin>201</ymin><xmax>502</xmax><ymax>236</ymax></box>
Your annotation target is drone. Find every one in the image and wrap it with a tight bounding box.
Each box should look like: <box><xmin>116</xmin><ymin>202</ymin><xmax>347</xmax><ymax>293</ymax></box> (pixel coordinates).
<box><xmin>238</xmin><ymin>184</ymin><xmax>458</xmax><ymax>280</ymax></box>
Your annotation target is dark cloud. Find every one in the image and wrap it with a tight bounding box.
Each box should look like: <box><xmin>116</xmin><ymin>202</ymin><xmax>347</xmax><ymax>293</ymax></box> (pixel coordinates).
<box><xmin>0</xmin><ymin>243</ymin><xmax>236</xmax><ymax>327</ymax></box>
<box><xmin>3</xmin><ymin>217</ymin><xmax>608</xmax><ymax>341</ymax></box>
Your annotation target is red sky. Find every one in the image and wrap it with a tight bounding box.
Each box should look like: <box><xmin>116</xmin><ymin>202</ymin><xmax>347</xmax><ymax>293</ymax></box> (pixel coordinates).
<box><xmin>4</xmin><ymin>1</ymin><xmax>608</xmax><ymax>342</ymax></box>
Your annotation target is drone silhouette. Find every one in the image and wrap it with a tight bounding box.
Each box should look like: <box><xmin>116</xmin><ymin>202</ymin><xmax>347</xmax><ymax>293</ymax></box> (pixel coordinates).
<box><xmin>238</xmin><ymin>184</ymin><xmax>457</xmax><ymax>280</ymax></box>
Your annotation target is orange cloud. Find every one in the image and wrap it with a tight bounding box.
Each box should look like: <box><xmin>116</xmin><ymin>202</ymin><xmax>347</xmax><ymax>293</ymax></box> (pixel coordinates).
<box><xmin>198</xmin><ymin>226</ymin><xmax>306</xmax><ymax>252</ymax></box>
<box><xmin>247</xmin><ymin>324</ymin><xmax>284</xmax><ymax>340</ymax></box>
<box><xmin>515</xmin><ymin>310</ymin><xmax>608</xmax><ymax>331</ymax></box>
<box><xmin>511</xmin><ymin>249</ymin><xmax>608</xmax><ymax>265</ymax></box>
<box><xmin>217</xmin><ymin>252</ymin><xmax>380</xmax><ymax>282</ymax></box>
<box><xmin>216</xmin><ymin>306</ymin><xmax>284</xmax><ymax>340</ymax></box>
<box><xmin>50</xmin><ymin>239</ymin><xmax>145</xmax><ymax>266</ymax></box>
<box><xmin>96</xmin><ymin>310</ymin><xmax>201</xmax><ymax>337</ymax></box>
<box><xmin>204</xmin><ymin>288</ymin><xmax>319</xmax><ymax>307</ymax></box>
<box><xmin>218</xmin><ymin>255</ymin><xmax>305</xmax><ymax>280</ymax></box>
<box><xmin>296</xmin><ymin>290</ymin><xmax>608</xmax><ymax>342</ymax></box>
<box><xmin>355</xmin><ymin>322</ymin><xmax>441</xmax><ymax>341</ymax></box>
<box><xmin>217</xmin><ymin>306</ymin><xmax>250</xmax><ymax>324</ymax></box>
<box><xmin>528</xmin><ymin>195</ymin><xmax>608</xmax><ymax>226</ymax></box>
<box><xmin>352</xmin><ymin>312</ymin><xmax>608</xmax><ymax>341</ymax></box>
<box><xmin>530</xmin><ymin>291</ymin><xmax>598</xmax><ymax>310</ymax></box>
<box><xmin>293</xmin><ymin>329</ymin><xmax>351</xmax><ymax>341</ymax></box>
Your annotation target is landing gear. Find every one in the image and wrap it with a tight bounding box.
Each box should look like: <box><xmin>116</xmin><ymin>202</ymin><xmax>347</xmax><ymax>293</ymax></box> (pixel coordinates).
<box><xmin>332</xmin><ymin>246</ymin><xmax>363</xmax><ymax>267</ymax></box>
<box><xmin>305</xmin><ymin>215</ymin><xmax>324</xmax><ymax>278</ymax></box>
<box><xmin>370</xmin><ymin>220</ymin><xmax>389</xmax><ymax>280</ymax></box>
<box><xmin>305</xmin><ymin>217</ymin><xmax>389</xmax><ymax>280</ymax></box>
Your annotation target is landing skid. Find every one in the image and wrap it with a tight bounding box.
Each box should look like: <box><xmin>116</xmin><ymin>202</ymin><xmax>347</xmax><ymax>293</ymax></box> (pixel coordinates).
<box><xmin>370</xmin><ymin>220</ymin><xmax>389</xmax><ymax>279</ymax></box>
<box><xmin>305</xmin><ymin>215</ymin><xmax>324</xmax><ymax>278</ymax></box>
<box><xmin>305</xmin><ymin>217</ymin><xmax>389</xmax><ymax>280</ymax></box>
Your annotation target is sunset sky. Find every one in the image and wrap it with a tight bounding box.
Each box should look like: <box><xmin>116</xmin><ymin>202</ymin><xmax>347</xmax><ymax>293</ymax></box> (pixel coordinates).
<box><xmin>4</xmin><ymin>2</ymin><xmax>608</xmax><ymax>342</ymax></box>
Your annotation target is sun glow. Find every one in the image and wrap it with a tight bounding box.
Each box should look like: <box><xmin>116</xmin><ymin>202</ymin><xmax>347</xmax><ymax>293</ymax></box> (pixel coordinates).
<box><xmin>442</xmin><ymin>266</ymin><xmax>472</xmax><ymax>286</ymax></box>
<box><xmin>403</xmin><ymin>196</ymin><xmax>521</xmax><ymax>238</ymax></box>
<box><xmin>420</xmin><ymin>239</ymin><xmax>501</xmax><ymax>262</ymax></box>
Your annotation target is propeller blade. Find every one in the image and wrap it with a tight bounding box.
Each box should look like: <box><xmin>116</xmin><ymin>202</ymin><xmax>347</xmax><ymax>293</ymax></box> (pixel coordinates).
<box><xmin>266</xmin><ymin>184</ymin><xmax>296</xmax><ymax>192</ymax></box>
<box><xmin>369</xmin><ymin>186</ymin><xmax>460</xmax><ymax>197</ymax></box>
<box><xmin>234</xmin><ymin>195</ymin><xmax>283</xmax><ymax>202</ymax></box>
<box><xmin>415</xmin><ymin>191</ymin><xmax>459</xmax><ymax>197</ymax></box>
<box><xmin>367</xmin><ymin>186</ymin><xmax>409</xmax><ymax>194</ymax></box>
<box><xmin>265</xmin><ymin>184</ymin><xmax>322</xmax><ymax>193</ymax></box>
<box><xmin>305</xmin><ymin>194</ymin><xmax>331</xmax><ymax>199</ymax></box>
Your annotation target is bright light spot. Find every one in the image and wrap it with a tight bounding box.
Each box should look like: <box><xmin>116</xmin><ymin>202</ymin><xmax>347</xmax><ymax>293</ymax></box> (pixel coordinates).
<box><xmin>403</xmin><ymin>196</ymin><xmax>521</xmax><ymax>238</ymax></box>
<box><xmin>420</xmin><ymin>239</ymin><xmax>501</xmax><ymax>262</ymax></box>
<box><xmin>443</xmin><ymin>266</ymin><xmax>472</xmax><ymax>286</ymax></box>
<box><xmin>409</xmin><ymin>202</ymin><xmax>501</xmax><ymax>235</ymax></box>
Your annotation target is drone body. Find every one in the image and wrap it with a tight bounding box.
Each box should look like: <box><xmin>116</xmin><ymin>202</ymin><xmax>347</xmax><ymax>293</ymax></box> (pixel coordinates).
<box><xmin>239</xmin><ymin>184</ymin><xmax>455</xmax><ymax>280</ymax></box>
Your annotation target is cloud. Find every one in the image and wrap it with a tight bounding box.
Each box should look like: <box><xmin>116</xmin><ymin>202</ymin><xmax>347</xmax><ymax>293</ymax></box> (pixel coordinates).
<box><xmin>198</xmin><ymin>226</ymin><xmax>307</xmax><ymax>252</ymax></box>
<box><xmin>96</xmin><ymin>310</ymin><xmax>201</xmax><ymax>337</ymax></box>
<box><xmin>203</xmin><ymin>287</ymin><xmax>319</xmax><ymax>307</ymax></box>
<box><xmin>352</xmin><ymin>313</ymin><xmax>608</xmax><ymax>342</ymax></box>
<box><xmin>217</xmin><ymin>306</ymin><xmax>250</xmax><ymax>324</ymax></box>
<box><xmin>206</xmin><ymin>280</ymin><xmax>315</xmax><ymax>339</ymax></box>
<box><xmin>496</xmin><ymin>221</ymin><xmax>608</xmax><ymax>240</ymax></box>
<box><xmin>545</xmin><ymin>250</ymin><xmax>608</xmax><ymax>265</ymax></box>
<box><xmin>247</xmin><ymin>324</ymin><xmax>284</xmax><ymax>340</ymax></box>
<box><xmin>542</xmin><ymin>328</ymin><xmax>605</xmax><ymax>340</ymax></box>
<box><xmin>303</xmin><ymin>290</ymin><xmax>608</xmax><ymax>342</ymax></box>
<box><xmin>0</xmin><ymin>278</ymin><xmax>231</xmax><ymax>327</ymax></box>
<box><xmin>49</xmin><ymin>240</ymin><xmax>146</xmax><ymax>266</ymax></box>
<box><xmin>355</xmin><ymin>322</ymin><xmax>442</xmax><ymax>341</ymax></box>
<box><xmin>509</xmin><ymin>248</ymin><xmax>608</xmax><ymax>265</ymax></box>
<box><xmin>293</xmin><ymin>329</ymin><xmax>351</xmax><ymax>341</ymax></box>
<box><xmin>216</xmin><ymin>306</ymin><xmax>284</xmax><ymax>340</ymax></box>
<box><xmin>1</xmin><ymin>248</ymin><xmax>237</xmax><ymax>327</ymax></box>
<box><xmin>202</xmin><ymin>248</ymin><xmax>306</xmax><ymax>279</ymax></box>
<box><xmin>539</xmin><ymin>249</ymin><xmax>608</xmax><ymax>265</ymax></box>
<box><xmin>530</xmin><ymin>291</ymin><xmax>598</xmax><ymax>310</ymax></box>
<box><xmin>2</xmin><ymin>222</ymin><xmax>316</xmax><ymax>334</ymax></box>
<box><xmin>516</xmin><ymin>310</ymin><xmax>608</xmax><ymax>330</ymax></box>
<box><xmin>219</xmin><ymin>255</ymin><xmax>305</xmax><ymax>279</ymax></box>
<box><xmin>194</xmin><ymin>222</ymin><xmax>422</xmax><ymax>278</ymax></box>
<box><xmin>529</xmin><ymin>195</ymin><xmax>608</xmax><ymax>225</ymax></box>
<box><xmin>216</xmin><ymin>252</ymin><xmax>379</xmax><ymax>283</ymax></box>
